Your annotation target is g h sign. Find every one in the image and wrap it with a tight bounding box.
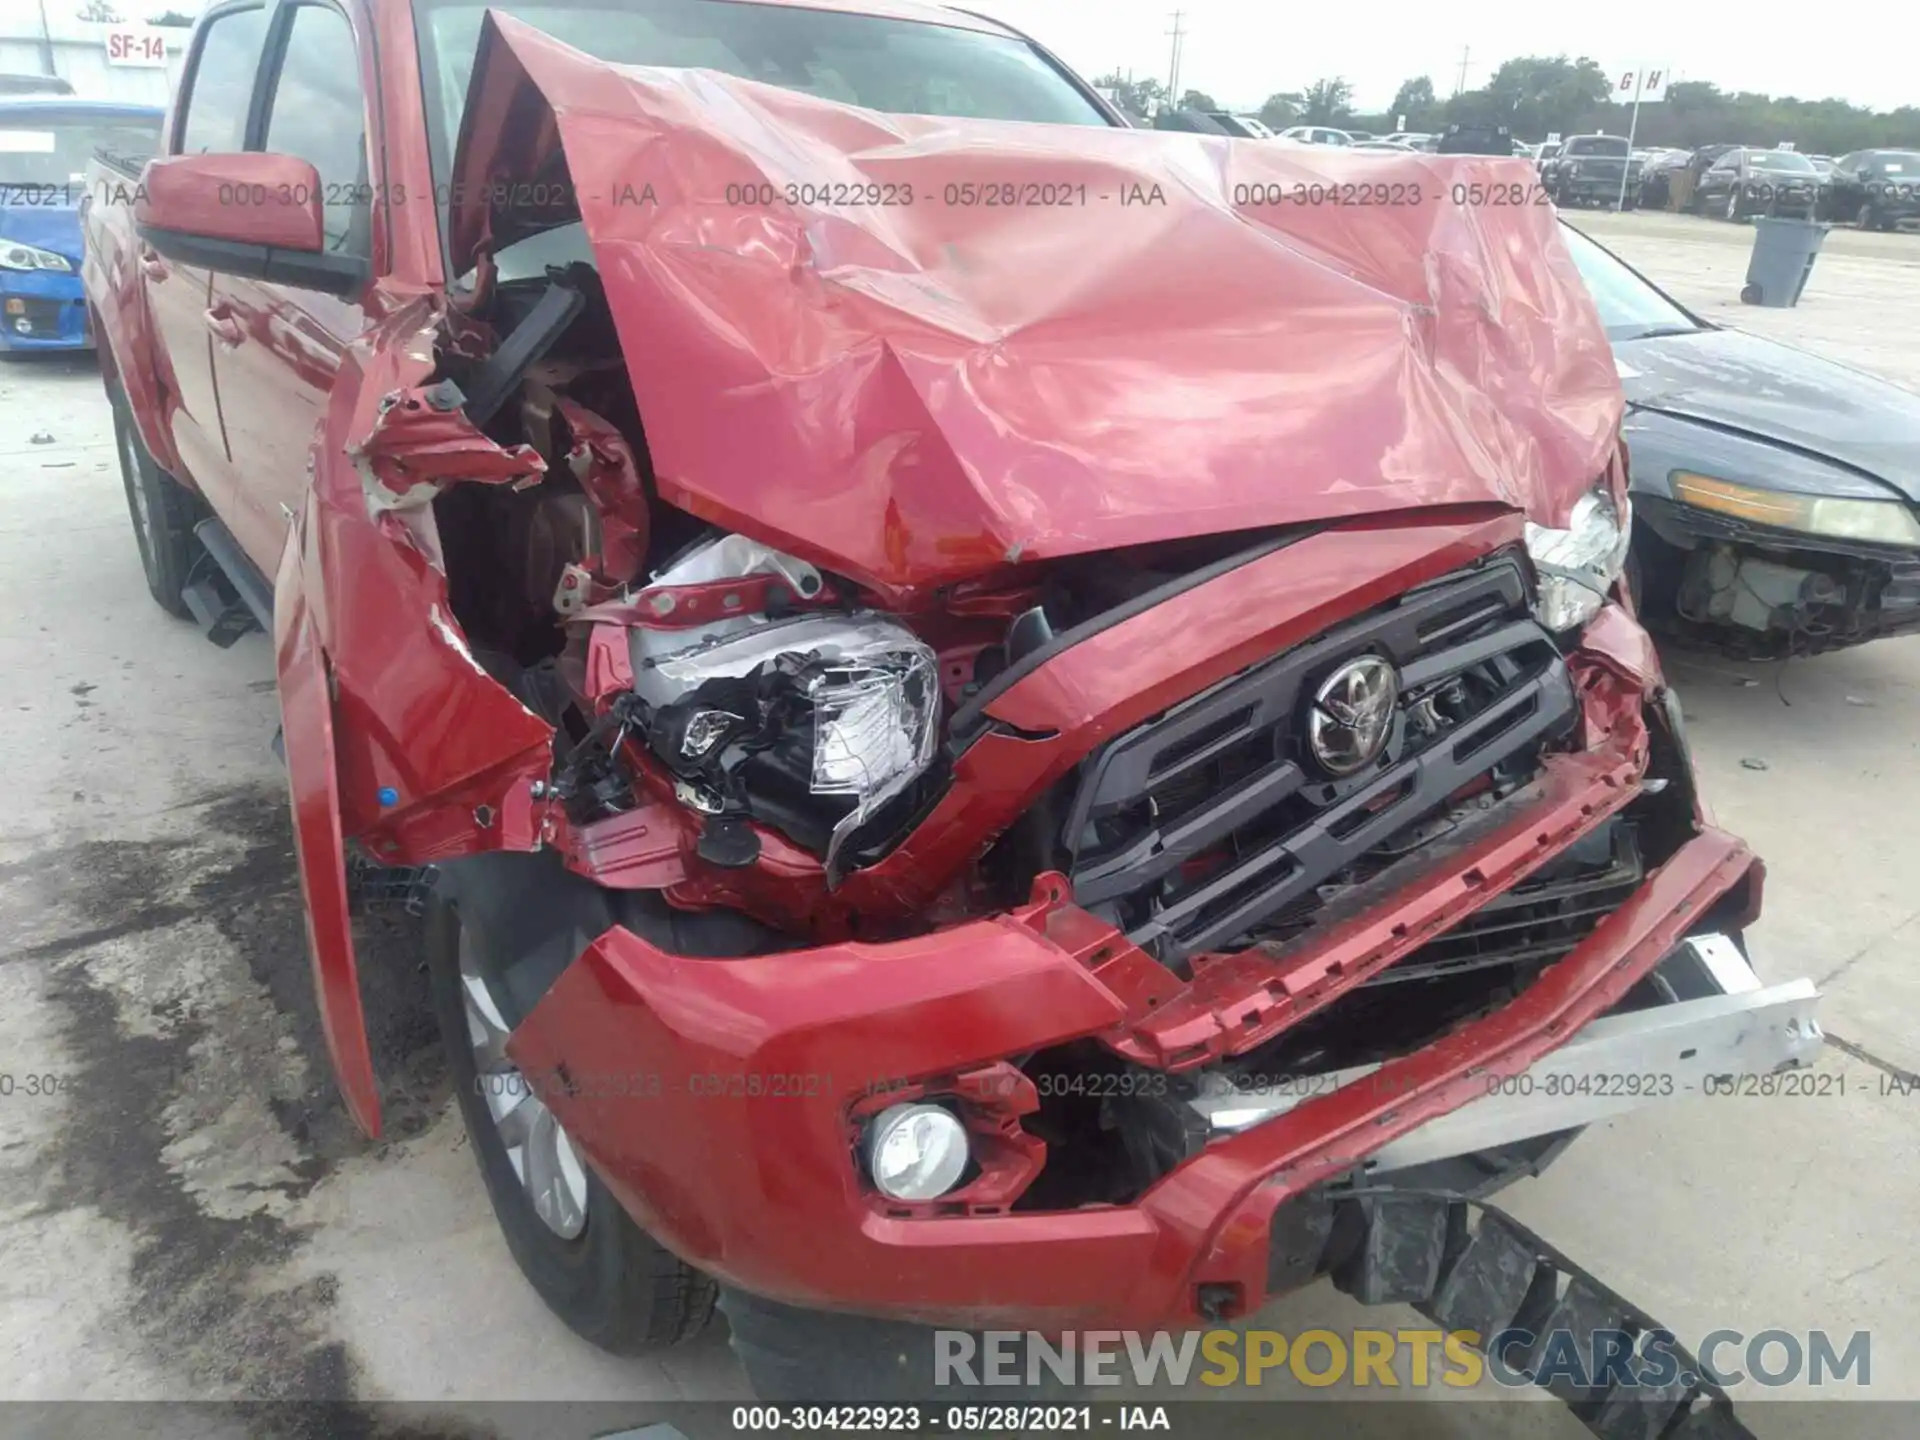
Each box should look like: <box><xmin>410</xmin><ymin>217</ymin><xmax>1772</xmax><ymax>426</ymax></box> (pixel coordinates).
<box><xmin>1612</xmin><ymin>67</ymin><xmax>1672</xmax><ymax>103</ymax></box>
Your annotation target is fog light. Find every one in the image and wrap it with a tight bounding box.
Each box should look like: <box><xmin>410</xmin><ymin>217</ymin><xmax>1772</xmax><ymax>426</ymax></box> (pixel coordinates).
<box><xmin>13</xmin><ymin>318</ymin><xmax>29</xmax><ymax>335</ymax></box>
<box><xmin>866</xmin><ymin>1102</ymin><xmax>969</xmax><ymax>1201</ymax></box>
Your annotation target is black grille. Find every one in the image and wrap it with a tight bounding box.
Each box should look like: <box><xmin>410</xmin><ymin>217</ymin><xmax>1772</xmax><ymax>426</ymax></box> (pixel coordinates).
<box><xmin>1061</xmin><ymin>559</ymin><xmax>1578</xmax><ymax>963</ymax></box>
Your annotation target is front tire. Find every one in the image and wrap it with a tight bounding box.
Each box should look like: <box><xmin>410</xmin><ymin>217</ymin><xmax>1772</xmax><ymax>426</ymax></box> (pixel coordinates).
<box><xmin>426</xmin><ymin>896</ymin><xmax>716</xmax><ymax>1353</ymax></box>
<box><xmin>110</xmin><ymin>386</ymin><xmax>203</xmax><ymax>618</ymax></box>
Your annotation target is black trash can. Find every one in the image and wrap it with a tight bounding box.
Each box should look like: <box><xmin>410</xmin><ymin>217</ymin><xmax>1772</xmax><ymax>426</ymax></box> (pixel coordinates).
<box><xmin>1741</xmin><ymin>217</ymin><xmax>1829</xmax><ymax>307</ymax></box>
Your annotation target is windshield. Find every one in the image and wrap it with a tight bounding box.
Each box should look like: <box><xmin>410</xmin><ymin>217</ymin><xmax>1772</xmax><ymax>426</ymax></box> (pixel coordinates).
<box><xmin>1559</xmin><ymin>224</ymin><xmax>1700</xmax><ymax>342</ymax></box>
<box><xmin>1564</xmin><ymin>136</ymin><xmax>1628</xmax><ymax>157</ymax></box>
<box><xmin>415</xmin><ymin>0</ymin><xmax>1107</xmax><ymax>193</ymax></box>
<box><xmin>0</xmin><ymin>112</ymin><xmax>160</xmax><ymax>189</ymax></box>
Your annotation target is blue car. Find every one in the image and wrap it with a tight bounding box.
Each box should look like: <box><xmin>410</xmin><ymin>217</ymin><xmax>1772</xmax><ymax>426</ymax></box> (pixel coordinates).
<box><xmin>1</xmin><ymin>97</ymin><xmax>163</xmax><ymax>352</ymax></box>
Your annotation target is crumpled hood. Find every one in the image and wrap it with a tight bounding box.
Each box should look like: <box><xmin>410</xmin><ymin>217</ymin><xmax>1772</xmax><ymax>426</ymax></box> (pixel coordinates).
<box><xmin>1618</xmin><ymin>327</ymin><xmax>1920</xmax><ymax>502</ymax></box>
<box><xmin>453</xmin><ymin>14</ymin><xmax>1623</xmax><ymax>593</ymax></box>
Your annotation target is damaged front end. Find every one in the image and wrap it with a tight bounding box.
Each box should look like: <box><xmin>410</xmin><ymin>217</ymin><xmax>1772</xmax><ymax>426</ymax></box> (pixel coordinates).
<box><xmin>1636</xmin><ymin>485</ymin><xmax>1920</xmax><ymax>658</ymax></box>
<box><xmin>273</xmin><ymin>9</ymin><xmax>1817</xmax><ymax>1342</ymax></box>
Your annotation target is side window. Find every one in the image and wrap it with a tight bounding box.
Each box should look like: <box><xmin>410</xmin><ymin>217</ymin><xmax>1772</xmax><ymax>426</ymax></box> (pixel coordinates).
<box><xmin>261</xmin><ymin>4</ymin><xmax>368</xmax><ymax>256</ymax></box>
<box><xmin>178</xmin><ymin>5</ymin><xmax>269</xmax><ymax>154</ymax></box>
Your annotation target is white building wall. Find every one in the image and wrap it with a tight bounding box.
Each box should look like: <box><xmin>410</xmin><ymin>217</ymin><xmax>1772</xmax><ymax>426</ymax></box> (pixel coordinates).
<box><xmin>0</xmin><ymin>10</ymin><xmax>187</xmax><ymax>108</ymax></box>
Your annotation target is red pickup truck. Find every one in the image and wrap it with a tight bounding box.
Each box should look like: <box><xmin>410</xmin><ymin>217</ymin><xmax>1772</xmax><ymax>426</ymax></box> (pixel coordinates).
<box><xmin>85</xmin><ymin>0</ymin><xmax>1816</xmax><ymax>1409</ymax></box>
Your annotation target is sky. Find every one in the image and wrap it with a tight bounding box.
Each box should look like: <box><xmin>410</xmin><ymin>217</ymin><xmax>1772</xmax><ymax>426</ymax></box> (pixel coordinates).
<box><xmin>0</xmin><ymin>0</ymin><xmax>1910</xmax><ymax>114</ymax></box>
<box><xmin>974</xmin><ymin>0</ymin><xmax>1913</xmax><ymax>115</ymax></box>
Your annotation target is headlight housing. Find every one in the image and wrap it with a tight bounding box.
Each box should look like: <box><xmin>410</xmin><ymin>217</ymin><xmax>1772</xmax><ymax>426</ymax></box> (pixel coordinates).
<box><xmin>634</xmin><ymin>611</ymin><xmax>941</xmax><ymax>875</ymax></box>
<box><xmin>1524</xmin><ymin>488</ymin><xmax>1632</xmax><ymax>632</ymax></box>
<box><xmin>1672</xmin><ymin>471</ymin><xmax>1920</xmax><ymax>547</ymax></box>
<box><xmin>0</xmin><ymin>237</ymin><xmax>72</xmax><ymax>273</ymax></box>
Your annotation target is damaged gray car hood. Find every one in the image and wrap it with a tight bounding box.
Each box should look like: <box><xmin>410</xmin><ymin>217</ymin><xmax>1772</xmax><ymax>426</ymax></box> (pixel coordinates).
<box><xmin>1616</xmin><ymin>327</ymin><xmax>1920</xmax><ymax>501</ymax></box>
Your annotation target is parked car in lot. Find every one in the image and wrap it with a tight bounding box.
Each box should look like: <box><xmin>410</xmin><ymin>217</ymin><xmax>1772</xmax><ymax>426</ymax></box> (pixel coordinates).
<box><xmin>0</xmin><ymin>97</ymin><xmax>161</xmax><ymax>350</ymax></box>
<box><xmin>1276</xmin><ymin>124</ymin><xmax>1353</xmax><ymax>145</ymax></box>
<box><xmin>85</xmin><ymin>0</ymin><xmax>1807</xmax><ymax>1406</ymax></box>
<box><xmin>1635</xmin><ymin>148</ymin><xmax>1693</xmax><ymax>207</ymax></box>
<box><xmin>1563</xmin><ymin>224</ymin><xmax>1920</xmax><ymax>656</ymax></box>
<box><xmin>1207</xmin><ymin>112</ymin><xmax>1275</xmax><ymax>139</ymax></box>
<box><xmin>1435</xmin><ymin>121</ymin><xmax>1515</xmax><ymax>156</ymax></box>
<box><xmin>1694</xmin><ymin>148</ymin><xmax>1822</xmax><ymax>220</ymax></box>
<box><xmin>1383</xmin><ymin>130</ymin><xmax>1437</xmax><ymax>151</ymax></box>
<box><xmin>1820</xmin><ymin>149</ymin><xmax>1920</xmax><ymax>230</ymax></box>
<box><xmin>1153</xmin><ymin>107</ymin><xmax>1232</xmax><ymax>134</ymax></box>
<box><xmin>1541</xmin><ymin>134</ymin><xmax>1640</xmax><ymax>208</ymax></box>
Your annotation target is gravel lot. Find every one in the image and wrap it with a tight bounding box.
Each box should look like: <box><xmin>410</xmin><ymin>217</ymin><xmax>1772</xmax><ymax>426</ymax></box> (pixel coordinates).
<box><xmin>2</xmin><ymin>208</ymin><xmax>1915</xmax><ymax>1435</ymax></box>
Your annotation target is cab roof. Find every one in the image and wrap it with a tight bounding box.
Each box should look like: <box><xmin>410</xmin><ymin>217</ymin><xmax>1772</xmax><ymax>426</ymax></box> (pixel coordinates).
<box><xmin>0</xmin><ymin>97</ymin><xmax>166</xmax><ymax>118</ymax></box>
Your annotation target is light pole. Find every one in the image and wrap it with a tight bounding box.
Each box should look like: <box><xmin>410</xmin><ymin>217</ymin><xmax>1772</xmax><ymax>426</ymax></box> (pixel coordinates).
<box><xmin>1166</xmin><ymin>10</ymin><xmax>1186</xmax><ymax>107</ymax></box>
<box><xmin>1617</xmin><ymin>70</ymin><xmax>1645</xmax><ymax>212</ymax></box>
<box><xmin>37</xmin><ymin>0</ymin><xmax>58</xmax><ymax>77</ymax></box>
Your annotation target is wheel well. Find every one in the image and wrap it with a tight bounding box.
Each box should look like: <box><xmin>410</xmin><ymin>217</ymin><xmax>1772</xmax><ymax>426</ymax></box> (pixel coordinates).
<box><xmin>432</xmin><ymin>850</ymin><xmax>786</xmax><ymax>1030</ymax></box>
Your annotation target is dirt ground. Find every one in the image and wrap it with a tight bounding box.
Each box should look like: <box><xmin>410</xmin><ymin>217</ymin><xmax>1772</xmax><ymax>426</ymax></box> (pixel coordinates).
<box><xmin>1</xmin><ymin>207</ymin><xmax>1915</xmax><ymax>1436</ymax></box>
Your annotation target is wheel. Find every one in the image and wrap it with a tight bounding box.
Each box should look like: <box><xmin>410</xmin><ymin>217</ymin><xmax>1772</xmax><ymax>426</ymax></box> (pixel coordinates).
<box><xmin>110</xmin><ymin>385</ymin><xmax>203</xmax><ymax>618</ymax></box>
<box><xmin>426</xmin><ymin>896</ymin><xmax>716</xmax><ymax>1353</ymax></box>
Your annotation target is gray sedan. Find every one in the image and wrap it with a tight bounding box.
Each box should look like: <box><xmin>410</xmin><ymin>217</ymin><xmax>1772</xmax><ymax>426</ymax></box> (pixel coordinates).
<box><xmin>1563</xmin><ymin>225</ymin><xmax>1920</xmax><ymax>657</ymax></box>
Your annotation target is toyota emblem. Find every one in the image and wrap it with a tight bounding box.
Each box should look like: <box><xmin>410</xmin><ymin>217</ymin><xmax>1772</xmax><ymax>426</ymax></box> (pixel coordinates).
<box><xmin>1307</xmin><ymin>655</ymin><xmax>1399</xmax><ymax>776</ymax></box>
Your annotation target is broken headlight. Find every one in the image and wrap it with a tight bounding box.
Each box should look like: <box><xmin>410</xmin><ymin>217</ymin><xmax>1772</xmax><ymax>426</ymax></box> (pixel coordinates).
<box><xmin>1525</xmin><ymin>488</ymin><xmax>1631</xmax><ymax>632</ymax></box>
<box><xmin>635</xmin><ymin>614</ymin><xmax>940</xmax><ymax>872</ymax></box>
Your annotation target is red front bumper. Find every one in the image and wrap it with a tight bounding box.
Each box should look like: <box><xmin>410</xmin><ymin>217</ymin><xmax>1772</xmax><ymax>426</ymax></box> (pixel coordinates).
<box><xmin>507</xmin><ymin>715</ymin><xmax>1757</xmax><ymax>1333</ymax></box>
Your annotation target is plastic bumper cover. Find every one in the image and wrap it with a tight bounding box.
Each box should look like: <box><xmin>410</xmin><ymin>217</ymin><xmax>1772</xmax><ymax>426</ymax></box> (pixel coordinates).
<box><xmin>0</xmin><ymin>269</ymin><xmax>89</xmax><ymax>349</ymax></box>
<box><xmin>509</xmin><ymin>809</ymin><xmax>1765</xmax><ymax>1331</ymax></box>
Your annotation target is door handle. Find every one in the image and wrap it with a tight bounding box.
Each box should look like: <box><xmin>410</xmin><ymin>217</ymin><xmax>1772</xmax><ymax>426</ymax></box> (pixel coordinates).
<box><xmin>203</xmin><ymin>307</ymin><xmax>244</xmax><ymax>347</ymax></box>
<box><xmin>138</xmin><ymin>251</ymin><xmax>168</xmax><ymax>281</ymax></box>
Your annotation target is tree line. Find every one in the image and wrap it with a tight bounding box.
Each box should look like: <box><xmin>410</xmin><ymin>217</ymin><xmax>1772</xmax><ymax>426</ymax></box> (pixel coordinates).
<box><xmin>1094</xmin><ymin>58</ymin><xmax>1920</xmax><ymax>154</ymax></box>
